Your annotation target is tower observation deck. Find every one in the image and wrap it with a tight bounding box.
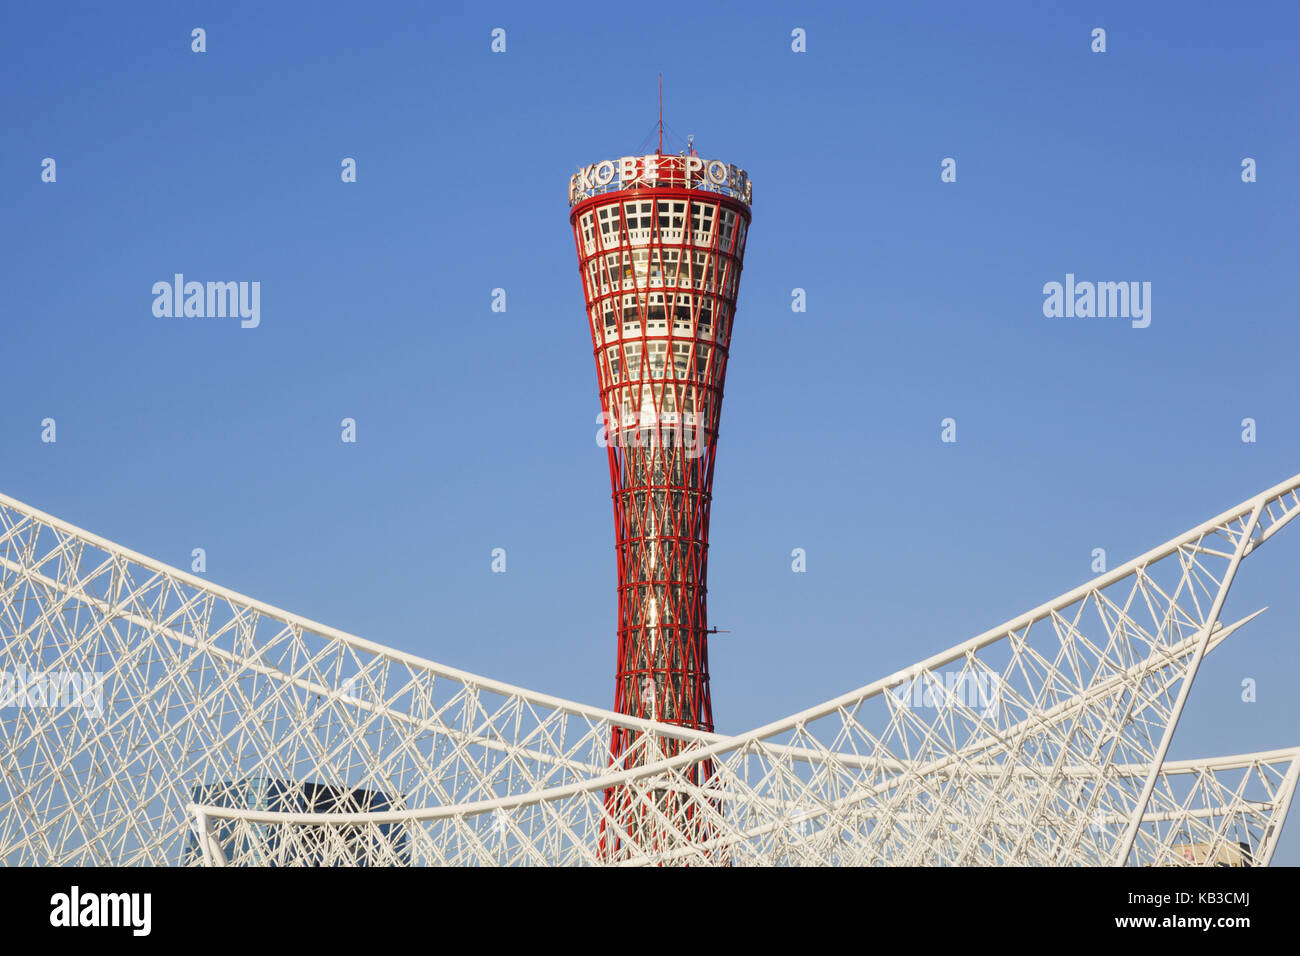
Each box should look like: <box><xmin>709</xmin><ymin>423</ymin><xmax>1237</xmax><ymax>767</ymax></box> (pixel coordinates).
<box><xmin>569</xmin><ymin>145</ymin><xmax>752</xmax><ymax>856</ymax></box>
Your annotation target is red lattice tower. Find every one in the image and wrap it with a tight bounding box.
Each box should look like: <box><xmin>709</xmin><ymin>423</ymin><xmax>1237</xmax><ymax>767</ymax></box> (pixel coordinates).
<box><xmin>568</xmin><ymin>143</ymin><xmax>752</xmax><ymax>858</ymax></box>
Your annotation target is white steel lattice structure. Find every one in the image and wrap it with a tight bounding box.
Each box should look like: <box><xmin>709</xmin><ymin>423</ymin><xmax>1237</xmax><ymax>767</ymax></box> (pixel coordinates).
<box><xmin>2</xmin><ymin>474</ymin><xmax>1299</xmax><ymax>866</ymax></box>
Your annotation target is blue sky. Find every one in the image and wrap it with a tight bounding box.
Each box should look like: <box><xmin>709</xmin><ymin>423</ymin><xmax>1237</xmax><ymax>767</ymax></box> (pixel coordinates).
<box><xmin>3</xmin><ymin>1</ymin><xmax>1299</xmax><ymax>859</ymax></box>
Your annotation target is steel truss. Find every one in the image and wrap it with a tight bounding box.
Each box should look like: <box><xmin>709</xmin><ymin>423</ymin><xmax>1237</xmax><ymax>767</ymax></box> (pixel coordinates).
<box><xmin>1</xmin><ymin>474</ymin><xmax>1299</xmax><ymax>866</ymax></box>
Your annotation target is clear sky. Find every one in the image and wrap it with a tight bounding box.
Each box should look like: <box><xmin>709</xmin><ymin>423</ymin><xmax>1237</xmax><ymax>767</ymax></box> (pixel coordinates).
<box><xmin>3</xmin><ymin>1</ymin><xmax>1299</xmax><ymax>860</ymax></box>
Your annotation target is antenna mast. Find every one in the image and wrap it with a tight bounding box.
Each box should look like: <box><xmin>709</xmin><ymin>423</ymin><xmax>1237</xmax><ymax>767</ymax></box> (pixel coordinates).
<box><xmin>658</xmin><ymin>73</ymin><xmax>663</xmax><ymax>155</ymax></box>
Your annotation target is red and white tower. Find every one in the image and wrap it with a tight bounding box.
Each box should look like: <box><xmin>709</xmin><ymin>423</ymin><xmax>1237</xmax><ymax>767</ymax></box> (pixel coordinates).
<box><xmin>568</xmin><ymin>137</ymin><xmax>752</xmax><ymax>854</ymax></box>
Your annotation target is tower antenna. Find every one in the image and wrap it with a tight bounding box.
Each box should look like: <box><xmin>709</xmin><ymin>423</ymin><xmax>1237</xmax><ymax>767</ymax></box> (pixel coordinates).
<box><xmin>658</xmin><ymin>73</ymin><xmax>663</xmax><ymax>155</ymax></box>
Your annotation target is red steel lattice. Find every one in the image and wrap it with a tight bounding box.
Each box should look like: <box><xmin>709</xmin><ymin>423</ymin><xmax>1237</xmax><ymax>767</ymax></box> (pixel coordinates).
<box><xmin>569</xmin><ymin>150</ymin><xmax>752</xmax><ymax>858</ymax></box>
